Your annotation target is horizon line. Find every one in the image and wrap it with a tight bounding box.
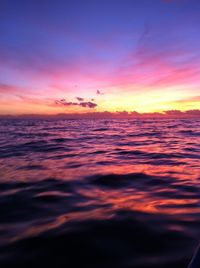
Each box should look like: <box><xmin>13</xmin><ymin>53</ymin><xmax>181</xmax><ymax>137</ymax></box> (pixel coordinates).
<box><xmin>0</xmin><ymin>109</ymin><xmax>200</xmax><ymax>119</ymax></box>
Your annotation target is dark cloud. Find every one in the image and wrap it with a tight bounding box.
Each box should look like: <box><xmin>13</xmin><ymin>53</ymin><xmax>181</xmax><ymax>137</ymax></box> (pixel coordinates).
<box><xmin>76</xmin><ymin>97</ymin><xmax>84</xmax><ymax>101</ymax></box>
<box><xmin>164</xmin><ymin>110</ymin><xmax>183</xmax><ymax>116</ymax></box>
<box><xmin>55</xmin><ymin>99</ymin><xmax>97</xmax><ymax>109</ymax></box>
<box><xmin>55</xmin><ymin>99</ymin><xmax>78</xmax><ymax>106</ymax></box>
<box><xmin>96</xmin><ymin>90</ymin><xmax>104</xmax><ymax>95</ymax></box>
<box><xmin>80</xmin><ymin>101</ymin><xmax>97</xmax><ymax>108</ymax></box>
<box><xmin>185</xmin><ymin>109</ymin><xmax>200</xmax><ymax>116</ymax></box>
<box><xmin>2</xmin><ymin>110</ymin><xmax>200</xmax><ymax>119</ymax></box>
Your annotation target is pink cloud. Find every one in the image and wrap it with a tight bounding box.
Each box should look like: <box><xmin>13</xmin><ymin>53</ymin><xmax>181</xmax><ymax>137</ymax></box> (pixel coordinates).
<box><xmin>175</xmin><ymin>96</ymin><xmax>200</xmax><ymax>103</ymax></box>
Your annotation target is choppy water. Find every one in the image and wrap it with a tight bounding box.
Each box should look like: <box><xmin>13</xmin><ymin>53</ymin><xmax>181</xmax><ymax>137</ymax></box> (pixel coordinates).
<box><xmin>0</xmin><ymin>118</ymin><xmax>200</xmax><ymax>268</ymax></box>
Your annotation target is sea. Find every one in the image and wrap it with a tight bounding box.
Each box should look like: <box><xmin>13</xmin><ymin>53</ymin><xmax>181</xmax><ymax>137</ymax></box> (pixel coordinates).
<box><xmin>0</xmin><ymin>118</ymin><xmax>200</xmax><ymax>268</ymax></box>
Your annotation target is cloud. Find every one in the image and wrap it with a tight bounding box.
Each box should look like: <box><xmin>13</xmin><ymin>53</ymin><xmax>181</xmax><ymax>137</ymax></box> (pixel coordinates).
<box><xmin>164</xmin><ymin>109</ymin><xmax>200</xmax><ymax>117</ymax></box>
<box><xmin>96</xmin><ymin>89</ymin><xmax>104</xmax><ymax>95</ymax></box>
<box><xmin>55</xmin><ymin>99</ymin><xmax>97</xmax><ymax>109</ymax></box>
<box><xmin>76</xmin><ymin>97</ymin><xmax>84</xmax><ymax>101</ymax></box>
<box><xmin>0</xmin><ymin>83</ymin><xmax>24</xmax><ymax>94</ymax></box>
<box><xmin>2</xmin><ymin>109</ymin><xmax>200</xmax><ymax>119</ymax></box>
<box><xmin>16</xmin><ymin>95</ymin><xmax>55</xmax><ymax>106</ymax></box>
<box><xmin>80</xmin><ymin>102</ymin><xmax>97</xmax><ymax>108</ymax></box>
<box><xmin>185</xmin><ymin>109</ymin><xmax>200</xmax><ymax>116</ymax></box>
<box><xmin>1</xmin><ymin>0</ymin><xmax>200</xmax><ymax>114</ymax></box>
<box><xmin>164</xmin><ymin>110</ymin><xmax>183</xmax><ymax>116</ymax></box>
<box><xmin>109</xmin><ymin>18</ymin><xmax>200</xmax><ymax>91</ymax></box>
<box><xmin>176</xmin><ymin>96</ymin><xmax>200</xmax><ymax>103</ymax></box>
<box><xmin>16</xmin><ymin>95</ymin><xmax>43</xmax><ymax>105</ymax></box>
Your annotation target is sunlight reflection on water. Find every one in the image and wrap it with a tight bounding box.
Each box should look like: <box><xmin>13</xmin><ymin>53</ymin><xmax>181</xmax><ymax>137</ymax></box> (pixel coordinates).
<box><xmin>0</xmin><ymin>119</ymin><xmax>199</xmax><ymax>268</ymax></box>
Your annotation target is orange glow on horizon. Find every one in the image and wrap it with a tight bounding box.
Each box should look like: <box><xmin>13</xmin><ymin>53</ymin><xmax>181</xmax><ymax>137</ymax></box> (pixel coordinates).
<box><xmin>0</xmin><ymin>85</ymin><xmax>199</xmax><ymax>115</ymax></box>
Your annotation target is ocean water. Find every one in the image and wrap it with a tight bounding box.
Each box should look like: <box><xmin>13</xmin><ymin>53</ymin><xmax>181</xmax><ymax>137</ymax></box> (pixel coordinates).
<box><xmin>0</xmin><ymin>118</ymin><xmax>200</xmax><ymax>268</ymax></box>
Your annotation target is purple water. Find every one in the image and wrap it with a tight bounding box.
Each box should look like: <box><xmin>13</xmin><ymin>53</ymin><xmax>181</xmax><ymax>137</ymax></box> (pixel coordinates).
<box><xmin>0</xmin><ymin>118</ymin><xmax>200</xmax><ymax>268</ymax></box>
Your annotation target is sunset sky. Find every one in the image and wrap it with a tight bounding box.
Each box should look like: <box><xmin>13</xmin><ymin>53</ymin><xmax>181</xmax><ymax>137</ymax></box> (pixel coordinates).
<box><xmin>0</xmin><ymin>0</ymin><xmax>200</xmax><ymax>115</ymax></box>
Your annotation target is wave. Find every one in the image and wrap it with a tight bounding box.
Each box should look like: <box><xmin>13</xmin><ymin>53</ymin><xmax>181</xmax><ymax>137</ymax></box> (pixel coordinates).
<box><xmin>0</xmin><ymin>118</ymin><xmax>200</xmax><ymax>267</ymax></box>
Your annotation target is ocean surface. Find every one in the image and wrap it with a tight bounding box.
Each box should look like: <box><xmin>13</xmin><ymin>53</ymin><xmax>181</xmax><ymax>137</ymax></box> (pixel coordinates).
<box><xmin>0</xmin><ymin>118</ymin><xmax>200</xmax><ymax>268</ymax></box>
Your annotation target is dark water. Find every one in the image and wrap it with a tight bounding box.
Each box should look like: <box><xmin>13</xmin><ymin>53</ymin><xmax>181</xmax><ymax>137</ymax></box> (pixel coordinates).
<box><xmin>0</xmin><ymin>119</ymin><xmax>200</xmax><ymax>268</ymax></box>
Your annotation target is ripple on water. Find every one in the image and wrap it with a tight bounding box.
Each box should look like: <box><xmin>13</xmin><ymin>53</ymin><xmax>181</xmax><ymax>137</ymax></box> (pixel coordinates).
<box><xmin>0</xmin><ymin>118</ymin><xmax>199</xmax><ymax>268</ymax></box>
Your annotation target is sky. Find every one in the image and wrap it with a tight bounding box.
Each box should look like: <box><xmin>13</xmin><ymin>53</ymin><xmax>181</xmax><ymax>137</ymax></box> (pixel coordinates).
<box><xmin>0</xmin><ymin>0</ymin><xmax>200</xmax><ymax>115</ymax></box>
